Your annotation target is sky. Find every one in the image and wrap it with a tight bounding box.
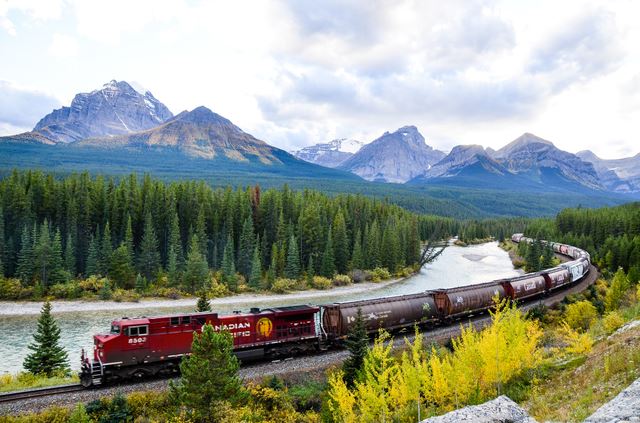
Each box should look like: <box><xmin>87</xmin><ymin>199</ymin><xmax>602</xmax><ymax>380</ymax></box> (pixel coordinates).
<box><xmin>1</xmin><ymin>0</ymin><xmax>639</xmax><ymax>159</ymax></box>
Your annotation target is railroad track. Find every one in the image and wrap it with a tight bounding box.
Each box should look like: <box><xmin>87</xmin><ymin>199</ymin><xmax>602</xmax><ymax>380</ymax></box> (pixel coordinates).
<box><xmin>0</xmin><ymin>384</ymin><xmax>84</xmax><ymax>404</ymax></box>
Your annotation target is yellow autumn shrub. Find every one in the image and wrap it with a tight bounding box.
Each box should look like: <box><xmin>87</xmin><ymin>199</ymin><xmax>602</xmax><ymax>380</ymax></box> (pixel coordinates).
<box><xmin>326</xmin><ymin>300</ymin><xmax>543</xmax><ymax>420</ymax></box>
<box><xmin>564</xmin><ymin>300</ymin><xmax>598</xmax><ymax>331</ymax></box>
<box><xmin>559</xmin><ymin>322</ymin><xmax>593</xmax><ymax>355</ymax></box>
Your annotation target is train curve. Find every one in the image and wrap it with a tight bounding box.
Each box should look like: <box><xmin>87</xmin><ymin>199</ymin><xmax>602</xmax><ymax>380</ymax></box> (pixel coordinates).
<box><xmin>73</xmin><ymin>234</ymin><xmax>592</xmax><ymax>387</ymax></box>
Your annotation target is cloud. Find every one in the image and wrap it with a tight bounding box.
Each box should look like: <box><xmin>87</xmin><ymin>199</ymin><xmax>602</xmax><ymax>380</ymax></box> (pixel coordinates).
<box><xmin>0</xmin><ymin>0</ymin><xmax>63</xmax><ymax>35</ymax></box>
<box><xmin>0</xmin><ymin>81</ymin><xmax>60</xmax><ymax>134</ymax></box>
<box><xmin>528</xmin><ymin>9</ymin><xmax>625</xmax><ymax>91</ymax></box>
<box><xmin>48</xmin><ymin>34</ymin><xmax>79</xmax><ymax>57</ymax></box>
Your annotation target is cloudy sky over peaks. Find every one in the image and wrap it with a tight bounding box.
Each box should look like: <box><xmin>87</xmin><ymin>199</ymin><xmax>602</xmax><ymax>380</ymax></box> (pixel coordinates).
<box><xmin>1</xmin><ymin>0</ymin><xmax>639</xmax><ymax>158</ymax></box>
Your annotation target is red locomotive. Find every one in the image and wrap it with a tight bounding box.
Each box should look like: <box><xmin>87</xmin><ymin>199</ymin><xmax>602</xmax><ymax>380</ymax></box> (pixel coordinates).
<box><xmin>80</xmin><ymin>305</ymin><xmax>319</xmax><ymax>387</ymax></box>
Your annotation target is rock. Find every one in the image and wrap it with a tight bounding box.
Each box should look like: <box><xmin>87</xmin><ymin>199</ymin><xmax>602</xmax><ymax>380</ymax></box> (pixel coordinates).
<box><xmin>611</xmin><ymin>319</ymin><xmax>640</xmax><ymax>338</ymax></box>
<box><xmin>421</xmin><ymin>395</ymin><xmax>537</xmax><ymax>423</ymax></box>
<box><xmin>584</xmin><ymin>377</ymin><xmax>640</xmax><ymax>422</ymax></box>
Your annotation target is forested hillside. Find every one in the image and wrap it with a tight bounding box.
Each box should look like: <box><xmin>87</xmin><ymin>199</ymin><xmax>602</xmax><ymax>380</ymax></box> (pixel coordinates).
<box><xmin>0</xmin><ymin>170</ymin><xmax>458</xmax><ymax>298</ymax></box>
<box><xmin>524</xmin><ymin>202</ymin><xmax>640</xmax><ymax>278</ymax></box>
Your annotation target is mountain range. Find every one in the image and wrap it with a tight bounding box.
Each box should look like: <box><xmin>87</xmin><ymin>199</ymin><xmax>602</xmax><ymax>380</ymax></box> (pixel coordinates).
<box><xmin>0</xmin><ymin>80</ymin><xmax>638</xmax><ymax>217</ymax></box>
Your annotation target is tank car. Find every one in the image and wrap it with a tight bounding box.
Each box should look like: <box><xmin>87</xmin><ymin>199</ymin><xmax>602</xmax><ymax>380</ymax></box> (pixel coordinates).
<box><xmin>508</xmin><ymin>273</ymin><xmax>547</xmax><ymax>301</ymax></box>
<box><xmin>433</xmin><ymin>280</ymin><xmax>506</xmax><ymax>319</ymax></box>
<box><xmin>322</xmin><ymin>292</ymin><xmax>439</xmax><ymax>340</ymax></box>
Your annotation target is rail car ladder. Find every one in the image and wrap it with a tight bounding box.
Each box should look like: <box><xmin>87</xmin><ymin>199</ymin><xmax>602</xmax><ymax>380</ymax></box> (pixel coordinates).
<box><xmin>90</xmin><ymin>360</ymin><xmax>103</xmax><ymax>386</ymax></box>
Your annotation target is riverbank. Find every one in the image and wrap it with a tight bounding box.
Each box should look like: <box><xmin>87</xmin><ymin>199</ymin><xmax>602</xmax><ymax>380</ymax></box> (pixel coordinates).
<box><xmin>499</xmin><ymin>239</ymin><xmax>526</xmax><ymax>269</ymax></box>
<box><xmin>0</xmin><ymin>275</ymin><xmax>410</xmax><ymax>316</ymax></box>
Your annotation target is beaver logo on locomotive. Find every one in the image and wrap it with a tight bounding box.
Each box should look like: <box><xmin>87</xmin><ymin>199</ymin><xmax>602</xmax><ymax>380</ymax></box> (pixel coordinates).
<box><xmin>257</xmin><ymin>317</ymin><xmax>273</xmax><ymax>337</ymax></box>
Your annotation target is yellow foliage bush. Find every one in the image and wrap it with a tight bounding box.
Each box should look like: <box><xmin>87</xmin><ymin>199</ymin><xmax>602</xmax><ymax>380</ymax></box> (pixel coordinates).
<box><xmin>605</xmin><ymin>268</ymin><xmax>630</xmax><ymax>311</ymax></box>
<box><xmin>603</xmin><ymin>311</ymin><xmax>625</xmax><ymax>334</ymax></box>
<box><xmin>271</xmin><ymin>278</ymin><xmax>297</xmax><ymax>293</ymax></box>
<box><xmin>310</xmin><ymin>276</ymin><xmax>332</xmax><ymax>290</ymax></box>
<box><xmin>326</xmin><ymin>300</ymin><xmax>543</xmax><ymax>420</ymax></box>
<box><xmin>559</xmin><ymin>322</ymin><xmax>593</xmax><ymax>355</ymax></box>
<box><xmin>564</xmin><ymin>300</ymin><xmax>598</xmax><ymax>331</ymax></box>
<box><xmin>332</xmin><ymin>274</ymin><xmax>352</xmax><ymax>287</ymax></box>
<box><xmin>370</xmin><ymin>267</ymin><xmax>391</xmax><ymax>282</ymax></box>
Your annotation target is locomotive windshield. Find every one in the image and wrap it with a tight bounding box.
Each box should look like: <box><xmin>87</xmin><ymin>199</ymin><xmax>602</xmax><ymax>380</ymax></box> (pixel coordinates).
<box><xmin>110</xmin><ymin>324</ymin><xmax>120</xmax><ymax>334</ymax></box>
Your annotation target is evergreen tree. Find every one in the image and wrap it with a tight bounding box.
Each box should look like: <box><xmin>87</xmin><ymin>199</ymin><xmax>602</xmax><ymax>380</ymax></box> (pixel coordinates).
<box><xmin>98</xmin><ymin>222</ymin><xmax>113</xmax><ymax>275</ymax></box>
<box><xmin>167</xmin><ymin>245</ymin><xmax>180</xmax><ymax>287</ymax></box>
<box><xmin>342</xmin><ymin>308</ymin><xmax>368</xmax><ymax>387</ymax></box>
<box><xmin>100</xmin><ymin>279</ymin><xmax>113</xmax><ymax>300</ymax></box>
<box><xmin>135</xmin><ymin>273</ymin><xmax>146</xmax><ymax>293</ymax></box>
<box><xmin>49</xmin><ymin>229</ymin><xmax>66</xmax><ymax>284</ymax></box>
<box><xmin>137</xmin><ymin>212</ymin><xmax>160</xmax><ymax>280</ymax></box>
<box><xmin>195</xmin><ymin>207</ymin><xmax>208</xmax><ymax>259</ymax></box>
<box><xmin>23</xmin><ymin>300</ymin><xmax>69</xmax><ymax>376</ymax></box>
<box><xmin>332</xmin><ymin>211</ymin><xmax>349</xmax><ymax>274</ymax></box>
<box><xmin>365</xmin><ymin>221</ymin><xmax>381</xmax><ymax>269</ymax></box>
<box><xmin>306</xmin><ymin>254</ymin><xmax>315</xmax><ymax>286</ymax></box>
<box><xmin>123</xmin><ymin>214</ymin><xmax>134</xmax><ymax>258</ymax></box>
<box><xmin>168</xmin><ymin>210</ymin><xmax>183</xmax><ymax>269</ymax></box>
<box><xmin>238</xmin><ymin>217</ymin><xmax>255</xmax><ymax>279</ymax></box>
<box><xmin>541</xmin><ymin>244</ymin><xmax>554</xmax><ymax>269</ymax></box>
<box><xmin>17</xmin><ymin>225</ymin><xmax>34</xmax><ymax>283</ymax></box>
<box><xmin>85</xmin><ymin>235</ymin><xmax>99</xmax><ymax>276</ymax></box>
<box><xmin>381</xmin><ymin>222</ymin><xmax>401</xmax><ymax>272</ymax></box>
<box><xmin>249</xmin><ymin>246</ymin><xmax>262</xmax><ymax>289</ymax></box>
<box><xmin>169</xmin><ymin>324</ymin><xmax>244</xmax><ymax>422</ymax></box>
<box><xmin>351</xmin><ymin>230</ymin><xmax>364</xmax><ymax>270</ymax></box>
<box><xmin>110</xmin><ymin>243</ymin><xmax>135</xmax><ymax>289</ymax></box>
<box><xmin>64</xmin><ymin>233</ymin><xmax>76</xmax><ymax>276</ymax></box>
<box><xmin>184</xmin><ymin>234</ymin><xmax>209</xmax><ymax>293</ymax></box>
<box><xmin>320</xmin><ymin>230</ymin><xmax>336</xmax><ymax>278</ymax></box>
<box><xmin>284</xmin><ymin>235</ymin><xmax>301</xmax><ymax>279</ymax></box>
<box><xmin>221</xmin><ymin>234</ymin><xmax>237</xmax><ymax>291</ymax></box>
<box><xmin>33</xmin><ymin>220</ymin><xmax>53</xmax><ymax>288</ymax></box>
<box><xmin>0</xmin><ymin>206</ymin><xmax>4</xmax><ymax>277</ymax></box>
<box><xmin>196</xmin><ymin>290</ymin><xmax>212</xmax><ymax>312</ymax></box>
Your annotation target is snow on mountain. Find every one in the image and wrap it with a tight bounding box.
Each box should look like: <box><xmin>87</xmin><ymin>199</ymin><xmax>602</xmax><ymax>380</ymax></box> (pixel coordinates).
<box><xmin>293</xmin><ymin>138</ymin><xmax>364</xmax><ymax>168</ymax></box>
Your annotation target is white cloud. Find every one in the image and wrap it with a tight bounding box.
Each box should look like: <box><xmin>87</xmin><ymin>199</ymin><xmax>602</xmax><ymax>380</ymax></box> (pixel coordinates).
<box><xmin>0</xmin><ymin>0</ymin><xmax>63</xmax><ymax>35</ymax></box>
<box><xmin>1</xmin><ymin>0</ymin><xmax>639</xmax><ymax>158</ymax></box>
<box><xmin>48</xmin><ymin>34</ymin><xmax>78</xmax><ymax>57</ymax></box>
<box><xmin>0</xmin><ymin>81</ymin><xmax>61</xmax><ymax>134</ymax></box>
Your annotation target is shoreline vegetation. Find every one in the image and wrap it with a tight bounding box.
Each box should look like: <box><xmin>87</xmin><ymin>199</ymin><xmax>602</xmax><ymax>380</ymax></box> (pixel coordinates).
<box><xmin>0</xmin><ymin>271</ymin><xmax>413</xmax><ymax>316</ymax></box>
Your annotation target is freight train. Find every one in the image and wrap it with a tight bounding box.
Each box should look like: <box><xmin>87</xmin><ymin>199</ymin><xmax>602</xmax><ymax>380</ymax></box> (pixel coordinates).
<box><xmin>79</xmin><ymin>234</ymin><xmax>591</xmax><ymax>387</ymax></box>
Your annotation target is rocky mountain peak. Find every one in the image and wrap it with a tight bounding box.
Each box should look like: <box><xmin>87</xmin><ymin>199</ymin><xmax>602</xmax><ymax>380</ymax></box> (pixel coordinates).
<box><xmin>31</xmin><ymin>80</ymin><xmax>173</xmax><ymax>144</ymax></box>
<box><xmin>339</xmin><ymin>126</ymin><xmax>446</xmax><ymax>183</ymax></box>
<box><xmin>494</xmin><ymin>132</ymin><xmax>554</xmax><ymax>159</ymax></box>
<box><xmin>174</xmin><ymin>106</ymin><xmax>233</xmax><ymax>126</ymax></box>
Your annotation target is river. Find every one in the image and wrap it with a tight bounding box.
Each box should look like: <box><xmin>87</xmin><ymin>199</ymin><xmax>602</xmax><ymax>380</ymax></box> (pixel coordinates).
<box><xmin>0</xmin><ymin>241</ymin><xmax>521</xmax><ymax>374</ymax></box>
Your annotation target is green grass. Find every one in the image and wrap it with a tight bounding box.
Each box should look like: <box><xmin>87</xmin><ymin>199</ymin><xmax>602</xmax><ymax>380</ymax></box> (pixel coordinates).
<box><xmin>0</xmin><ymin>371</ymin><xmax>79</xmax><ymax>393</ymax></box>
